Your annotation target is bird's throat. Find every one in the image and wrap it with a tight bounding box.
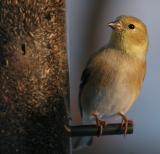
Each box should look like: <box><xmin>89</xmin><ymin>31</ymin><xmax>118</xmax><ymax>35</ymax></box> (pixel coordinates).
<box><xmin>108</xmin><ymin>32</ymin><xmax>147</xmax><ymax>60</ymax></box>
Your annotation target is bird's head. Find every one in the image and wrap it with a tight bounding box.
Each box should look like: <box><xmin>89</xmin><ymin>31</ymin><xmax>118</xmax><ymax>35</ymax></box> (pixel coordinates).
<box><xmin>108</xmin><ymin>15</ymin><xmax>148</xmax><ymax>60</ymax></box>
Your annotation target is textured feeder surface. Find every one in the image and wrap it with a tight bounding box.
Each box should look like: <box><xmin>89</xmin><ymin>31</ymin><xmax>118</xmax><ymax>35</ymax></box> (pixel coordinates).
<box><xmin>0</xmin><ymin>0</ymin><xmax>69</xmax><ymax>154</ymax></box>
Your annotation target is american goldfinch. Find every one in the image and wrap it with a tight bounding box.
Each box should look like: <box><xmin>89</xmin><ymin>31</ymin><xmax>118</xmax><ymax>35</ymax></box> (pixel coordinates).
<box><xmin>73</xmin><ymin>15</ymin><xmax>148</xmax><ymax>150</ymax></box>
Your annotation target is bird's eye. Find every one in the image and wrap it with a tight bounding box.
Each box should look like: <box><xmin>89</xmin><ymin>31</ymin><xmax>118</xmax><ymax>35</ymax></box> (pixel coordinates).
<box><xmin>128</xmin><ymin>24</ymin><xmax>135</xmax><ymax>29</ymax></box>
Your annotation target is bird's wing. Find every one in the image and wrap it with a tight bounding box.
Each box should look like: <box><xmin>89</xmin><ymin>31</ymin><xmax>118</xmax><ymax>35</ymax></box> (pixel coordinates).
<box><xmin>78</xmin><ymin>48</ymin><xmax>106</xmax><ymax>118</ymax></box>
<box><xmin>79</xmin><ymin>67</ymin><xmax>91</xmax><ymax>117</ymax></box>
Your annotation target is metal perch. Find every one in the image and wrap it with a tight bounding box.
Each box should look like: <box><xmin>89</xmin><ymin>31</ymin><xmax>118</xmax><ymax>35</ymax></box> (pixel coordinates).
<box><xmin>65</xmin><ymin>123</ymin><xmax>133</xmax><ymax>137</ymax></box>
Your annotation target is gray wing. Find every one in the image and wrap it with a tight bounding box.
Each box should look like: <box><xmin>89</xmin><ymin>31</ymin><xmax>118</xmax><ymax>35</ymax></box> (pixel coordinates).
<box><xmin>79</xmin><ymin>67</ymin><xmax>91</xmax><ymax>117</ymax></box>
<box><xmin>78</xmin><ymin>47</ymin><xmax>107</xmax><ymax>118</ymax></box>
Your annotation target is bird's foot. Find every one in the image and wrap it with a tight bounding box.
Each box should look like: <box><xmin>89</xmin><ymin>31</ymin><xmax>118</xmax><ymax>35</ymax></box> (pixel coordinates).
<box><xmin>117</xmin><ymin>112</ymin><xmax>133</xmax><ymax>136</ymax></box>
<box><xmin>92</xmin><ymin>112</ymin><xmax>107</xmax><ymax>137</ymax></box>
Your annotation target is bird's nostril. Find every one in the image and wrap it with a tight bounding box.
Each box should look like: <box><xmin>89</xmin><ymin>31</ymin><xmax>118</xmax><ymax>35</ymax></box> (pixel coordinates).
<box><xmin>108</xmin><ymin>21</ymin><xmax>123</xmax><ymax>31</ymax></box>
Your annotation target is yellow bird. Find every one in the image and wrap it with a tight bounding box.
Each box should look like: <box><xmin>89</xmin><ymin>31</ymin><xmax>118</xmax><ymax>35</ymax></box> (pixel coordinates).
<box><xmin>73</xmin><ymin>15</ymin><xmax>148</xmax><ymax>150</ymax></box>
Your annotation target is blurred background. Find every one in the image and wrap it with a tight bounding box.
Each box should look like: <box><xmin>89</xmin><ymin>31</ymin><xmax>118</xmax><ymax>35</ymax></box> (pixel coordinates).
<box><xmin>66</xmin><ymin>0</ymin><xmax>160</xmax><ymax>154</ymax></box>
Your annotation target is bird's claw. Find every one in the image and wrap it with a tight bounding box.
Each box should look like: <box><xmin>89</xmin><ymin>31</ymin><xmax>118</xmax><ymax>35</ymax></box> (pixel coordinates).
<box><xmin>121</xmin><ymin>119</ymin><xmax>133</xmax><ymax>136</ymax></box>
<box><xmin>118</xmin><ymin>112</ymin><xmax>133</xmax><ymax>136</ymax></box>
<box><xmin>92</xmin><ymin>113</ymin><xmax>107</xmax><ymax>137</ymax></box>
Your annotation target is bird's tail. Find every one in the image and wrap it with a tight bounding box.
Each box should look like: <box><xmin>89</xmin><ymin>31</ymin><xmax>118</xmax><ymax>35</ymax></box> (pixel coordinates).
<box><xmin>72</xmin><ymin>136</ymin><xmax>93</xmax><ymax>151</ymax></box>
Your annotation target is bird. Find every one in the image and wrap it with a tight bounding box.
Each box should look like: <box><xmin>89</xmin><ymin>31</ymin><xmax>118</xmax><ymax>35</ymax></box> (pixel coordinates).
<box><xmin>73</xmin><ymin>15</ymin><xmax>148</xmax><ymax>150</ymax></box>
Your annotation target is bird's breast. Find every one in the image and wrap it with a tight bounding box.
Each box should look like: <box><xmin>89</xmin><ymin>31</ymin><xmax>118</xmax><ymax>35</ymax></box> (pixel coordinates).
<box><xmin>81</xmin><ymin>52</ymin><xmax>146</xmax><ymax>116</ymax></box>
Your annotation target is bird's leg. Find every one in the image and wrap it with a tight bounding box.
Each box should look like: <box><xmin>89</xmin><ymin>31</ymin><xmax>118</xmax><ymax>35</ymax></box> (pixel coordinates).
<box><xmin>92</xmin><ymin>112</ymin><xmax>106</xmax><ymax>137</ymax></box>
<box><xmin>117</xmin><ymin>112</ymin><xmax>133</xmax><ymax>136</ymax></box>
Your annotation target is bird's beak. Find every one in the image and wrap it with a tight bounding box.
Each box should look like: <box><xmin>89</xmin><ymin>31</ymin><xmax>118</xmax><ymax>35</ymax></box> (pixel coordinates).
<box><xmin>108</xmin><ymin>20</ymin><xmax>123</xmax><ymax>31</ymax></box>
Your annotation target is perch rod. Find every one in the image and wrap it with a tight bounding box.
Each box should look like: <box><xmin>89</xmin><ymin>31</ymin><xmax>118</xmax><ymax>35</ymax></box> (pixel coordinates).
<box><xmin>65</xmin><ymin>123</ymin><xmax>133</xmax><ymax>137</ymax></box>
